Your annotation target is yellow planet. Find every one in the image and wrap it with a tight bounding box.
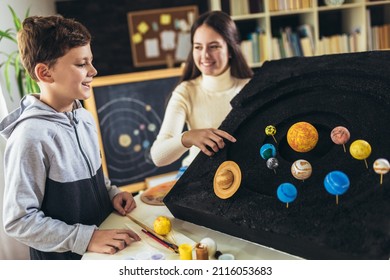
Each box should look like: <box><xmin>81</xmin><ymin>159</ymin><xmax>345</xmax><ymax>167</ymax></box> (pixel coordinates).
<box><xmin>118</xmin><ymin>134</ymin><xmax>132</xmax><ymax>148</ymax></box>
<box><xmin>153</xmin><ymin>216</ymin><xmax>171</xmax><ymax>235</ymax></box>
<box><xmin>349</xmin><ymin>139</ymin><xmax>371</xmax><ymax>160</ymax></box>
<box><xmin>287</xmin><ymin>122</ymin><xmax>318</xmax><ymax>153</ymax></box>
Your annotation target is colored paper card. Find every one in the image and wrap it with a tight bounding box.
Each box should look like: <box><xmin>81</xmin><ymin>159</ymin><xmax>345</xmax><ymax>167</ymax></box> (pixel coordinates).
<box><xmin>132</xmin><ymin>33</ymin><xmax>142</xmax><ymax>44</ymax></box>
<box><xmin>152</xmin><ymin>22</ymin><xmax>159</xmax><ymax>32</ymax></box>
<box><xmin>160</xmin><ymin>14</ymin><xmax>171</xmax><ymax>25</ymax></box>
<box><xmin>137</xmin><ymin>21</ymin><xmax>149</xmax><ymax>34</ymax></box>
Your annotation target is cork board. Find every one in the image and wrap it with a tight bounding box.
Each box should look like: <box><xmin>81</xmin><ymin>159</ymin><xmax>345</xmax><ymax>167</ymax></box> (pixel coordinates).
<box><xmin>127</xmin><ymin>6</ymin><xmax>198</xmax><ymax>67</ymax></box>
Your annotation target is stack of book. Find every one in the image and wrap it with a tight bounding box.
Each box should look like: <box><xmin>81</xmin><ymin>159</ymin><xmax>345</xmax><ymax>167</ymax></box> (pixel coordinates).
<box><xmin>240</xmin><ymin>28</ymin><xmax>268</xmax><ymax>64</ymax></box>
<box><xmin>269</xmin><ymin>0</ymin><xmax>312</xmax><ymax>12</ymax></box>
<box><xmin>271</xmin><ymin>24</ymin><xmax>315</xmax><ymax>60</ymax></box>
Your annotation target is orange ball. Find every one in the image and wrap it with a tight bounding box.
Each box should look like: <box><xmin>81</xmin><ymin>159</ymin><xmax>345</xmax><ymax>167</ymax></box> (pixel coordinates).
<box><xmin>287</xmin><ymin>122</ymin><xmax>318</xmax><ymax>152</ymax></box>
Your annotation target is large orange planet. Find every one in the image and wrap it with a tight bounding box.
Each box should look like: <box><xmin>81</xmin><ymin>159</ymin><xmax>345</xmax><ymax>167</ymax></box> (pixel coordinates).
<box><xmin>287</xmin><ymin>122</ymin><xmax>318</xmax><ymax>152</ymax></box>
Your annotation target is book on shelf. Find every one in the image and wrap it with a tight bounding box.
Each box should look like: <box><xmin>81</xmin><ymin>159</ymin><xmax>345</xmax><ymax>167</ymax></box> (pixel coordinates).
<box><xmin>249</xmin><ymin>32</ymin><xmax>260</xmax><ymax>63</ymax></box>
<box><xmin>271</xmin><ymin>37</ymin><xmax>282</xmax><ymax>60</ymax></box>
<box><xmin>243</xmin><ymin>29</ymin><xmax>269</xmax><ymax>64</ymax></box>
<box><xmin>230</xmin><ymin>0</ymin><xmax>249</xmax><ymax>16</ymax></box>
<box><xmin>300</xmin><ymin>37</ymin><xmax>314</xmax><ymax>56</ymax></box>
<box><xmin>241</xmin><ymin>39</ymin><xmax>253</xmax><ymax>64</ymax></box>
<box><xmin>249</xmin><ymin>0</ymin><xmax>264</xmax><ymax>13</ymax></box>
<box><xmin>297</xmin><ymin>24</ymin><xmax>315</xmax><ymax>55</ymax></box>
<box><xmin>269</xmin><ymin>0</ymin><xmax>312</xmax><ymax>12</ymax></box>
<box><xmin>280</xmin><ymin>27</ymin><xmax>293</xmax><ymax>58</ymax></box>
<box><xmin>290</xmin><ymin>32</ymin><xmax>303</xmax><ymax>57</ymax></box>
<box><xmin>259</xmin><ymin>32</ymin><xmax>269</xmax><ymax>61</ymax></box>
<box><xmin>366</xmin><ymin>9</ymin><xmax>372</xmax><ymax>51</ymax></box>
<box><xmin>317</xmin><ymin>31</ymin><xmax>365</xmax><ymax>55</ymax></box>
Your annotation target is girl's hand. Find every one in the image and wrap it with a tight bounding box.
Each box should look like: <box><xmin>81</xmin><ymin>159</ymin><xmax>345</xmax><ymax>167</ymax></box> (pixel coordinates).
<box><xmin>181</xmin><ymin>128</ymin><xmax>236</xmax><ymax>156</ymax></box>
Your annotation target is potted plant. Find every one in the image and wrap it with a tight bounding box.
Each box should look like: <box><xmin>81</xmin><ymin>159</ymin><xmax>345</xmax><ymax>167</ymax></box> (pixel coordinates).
<box><xmin>0</xmin><ymin>5</ymin><xmax>39</xmax><ymax>101</ymax></box>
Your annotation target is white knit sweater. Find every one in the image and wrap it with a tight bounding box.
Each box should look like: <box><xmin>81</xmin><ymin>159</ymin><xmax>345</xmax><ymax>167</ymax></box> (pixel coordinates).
<box><xmin>150</xmin><ymin>69</ymin><xmax>250</xmax><ymax>167</ymax></box>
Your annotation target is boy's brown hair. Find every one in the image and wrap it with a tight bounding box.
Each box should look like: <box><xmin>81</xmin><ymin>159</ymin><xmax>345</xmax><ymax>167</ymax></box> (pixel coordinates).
<box><xmin>18</xmin><ymin>15</ymin><xmax>91</xmax><ymax>81</ymax></box>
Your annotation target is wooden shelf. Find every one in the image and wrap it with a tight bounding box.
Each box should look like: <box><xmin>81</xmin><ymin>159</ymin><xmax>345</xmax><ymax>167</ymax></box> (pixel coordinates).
<box><xmin>209</xmin><ymin>0</ymin><xmax>390</xmax><ymax>66</ymax></box>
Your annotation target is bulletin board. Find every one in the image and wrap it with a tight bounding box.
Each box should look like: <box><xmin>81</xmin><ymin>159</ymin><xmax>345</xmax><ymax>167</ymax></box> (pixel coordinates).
<box><xmin>127</xmin><ymin>6</ymin><xmax>198</xmax><ymax>67</ymax></box>
<box><xmin>84</xmin><ymin>68</ymin><xmax>185</xmax><ymax>193</ymax></box>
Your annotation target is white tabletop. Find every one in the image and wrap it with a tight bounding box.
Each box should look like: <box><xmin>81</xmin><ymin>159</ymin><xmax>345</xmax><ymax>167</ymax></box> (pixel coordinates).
<box><xmin>82</xmin><ymin>194</ymin><xmax>300</xmax><ymax>260</ymax></box>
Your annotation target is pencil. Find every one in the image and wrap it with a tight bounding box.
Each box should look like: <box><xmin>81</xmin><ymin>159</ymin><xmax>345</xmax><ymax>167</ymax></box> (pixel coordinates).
<box><xmin>141</xmin><ymin>229</ymin><xmax>178</xmax><ymax>253</ymax></box>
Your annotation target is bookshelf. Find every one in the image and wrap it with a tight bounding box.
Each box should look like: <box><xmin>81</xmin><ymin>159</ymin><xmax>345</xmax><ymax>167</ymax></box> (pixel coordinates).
<box><xmin>209</xmin><ymin>0</ymin><xmax>390</xmax><ymax>67</ymax></box>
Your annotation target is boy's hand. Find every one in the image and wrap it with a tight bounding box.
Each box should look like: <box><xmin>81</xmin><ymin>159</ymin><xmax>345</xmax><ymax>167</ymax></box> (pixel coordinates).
<box><xmin>112</xmin><ymin>192</ymin><xmax>137</xmax><ymax>215</ymax></box>
<box><xmin>87</xmin><ymin>229</ymin><xmax>140</xmax><ymax>254</ymax></box>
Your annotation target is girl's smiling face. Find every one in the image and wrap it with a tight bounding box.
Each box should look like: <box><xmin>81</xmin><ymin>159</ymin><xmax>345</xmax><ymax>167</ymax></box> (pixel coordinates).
<box><xmin>192</xmin><ymin>24</ymin><xmax>230</xmax><ymax>76</ymax></box>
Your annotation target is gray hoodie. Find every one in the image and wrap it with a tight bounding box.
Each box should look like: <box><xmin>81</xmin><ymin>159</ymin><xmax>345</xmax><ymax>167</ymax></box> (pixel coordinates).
<box><xmin>0</xmin><ymin>95</ymin><xmax>120</xmax><ymax>259</ymax></box>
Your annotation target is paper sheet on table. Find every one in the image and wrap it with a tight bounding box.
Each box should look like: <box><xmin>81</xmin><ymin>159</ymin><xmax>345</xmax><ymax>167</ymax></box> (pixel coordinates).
<box><xmin>125</xmin><ymin>216</ymin><xmax>197</xmax><ymax>259</ymax></box>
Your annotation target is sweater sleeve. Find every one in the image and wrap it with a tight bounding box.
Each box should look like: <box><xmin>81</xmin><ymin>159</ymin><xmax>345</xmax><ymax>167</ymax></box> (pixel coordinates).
<box><xmin>150</xmin><ymin>83</ymin><xmax>190</xmax><ymax>167</ymax></box>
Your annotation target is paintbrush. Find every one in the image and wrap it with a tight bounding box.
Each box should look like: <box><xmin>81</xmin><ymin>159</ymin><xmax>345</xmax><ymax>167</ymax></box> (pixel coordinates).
<box><xmin>141</xmin><ymin>229</ymin><xmax>178</xmax><ymax>253</ymax></box>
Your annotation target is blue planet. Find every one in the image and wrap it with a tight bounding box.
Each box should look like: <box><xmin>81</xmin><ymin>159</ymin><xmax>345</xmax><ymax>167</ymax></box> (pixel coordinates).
<box><xmin>324</xmin><ymin>171</ymin><xmax>350</xmax><ymax>195</ymax></box>
<box><xmin>260</xmin><ymin>143</ymin><xmax>276</xmax><ymax>160</ymax></box>
<box><xmin>277</xmin><ymin>183</ymin><xmax>297</xmax><ymax>204</ymax></box>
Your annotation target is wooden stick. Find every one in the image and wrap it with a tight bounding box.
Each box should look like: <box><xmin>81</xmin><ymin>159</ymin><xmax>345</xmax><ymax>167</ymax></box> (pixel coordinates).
<box><xmin>126</xmin><ymin>214</ymin><xmax>178</xmax><ymax>249</ymax></box>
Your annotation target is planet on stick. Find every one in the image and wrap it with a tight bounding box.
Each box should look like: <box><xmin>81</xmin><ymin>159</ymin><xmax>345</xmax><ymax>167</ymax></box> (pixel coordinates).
<box><xmin>330</xmin><ymin>126</ymin><xmax>350</xmax><ymax>145</ymax></box>
<box><xmin>265</xmin><ymin>125</ymin><xmax>276</xmax><ymax>136</ymax></box>
<box><xmin>324</xmin><ymin>171</ymin><xmax>350</xmax><ymax>204</ymax></box>
<box><xmin>373</xmin><ymin>158</ymin><xmax>390</xmax><ymax>185</ymax></box>
<box><xmin>330</xmin><ymin>126</ymin><xmax>350</xmax><ymax>152</ymax></box>
<box><xmin>265</xmin><ymin>125</ymin><xmax>277</xmax><ymax>143</ymax></box>
<box><xmin>373</xmin><ymin>158</ymin><xmax>390</xmax><ymax>174</ymax></box>
<box><xmin>291</xmin><ymin>159</ymin><xmax>312</xmax><ymax>181</ymax></box>
<box><xmin>277</xmin><ymin>183</ymin><xmax>297</xmax><ymax>208</ymax></box>
<box><xmin>266</xmin><ymin>157</ymin><xmax>279</xmax><ymax>170</ymax></box>
<box><xmin>287</xmin><ymin>122</ymin><xmax>318</xmax><ymax>152</ymax></box>
<box><xmin>260</xmin><ymin>143</ymin><xmax>276</xmax><ymax>160</ymax></box>
<box><xmin>349</xmin><ymin>139</ymin><xmax>371</xmax><ymax>160</ymax></box>
<box><xmin>266</xmin><ymin>157</ymin><xmax>279</xmax><ymax>174</ymax></box>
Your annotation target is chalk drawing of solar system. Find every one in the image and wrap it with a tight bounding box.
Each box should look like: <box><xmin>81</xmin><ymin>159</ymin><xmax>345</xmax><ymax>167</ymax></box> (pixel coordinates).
<box><xmin>97</xmin><ymin>95</ymin><xmax>163</xmax><ymax>186</ymax></box>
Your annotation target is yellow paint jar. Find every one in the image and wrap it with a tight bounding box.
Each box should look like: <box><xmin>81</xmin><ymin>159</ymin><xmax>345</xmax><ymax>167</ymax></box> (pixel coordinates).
<box><xmin>179</xmin><ymin>244</ymin><xmax>193</xmax><ymax>260</ymax></box>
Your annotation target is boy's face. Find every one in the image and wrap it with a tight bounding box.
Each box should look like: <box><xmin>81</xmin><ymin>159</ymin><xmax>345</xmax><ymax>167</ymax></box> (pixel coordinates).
<box><xmin>47</xmin><ymin>44</ymin><xmax>97</xmax><ymax>105</ymax></box>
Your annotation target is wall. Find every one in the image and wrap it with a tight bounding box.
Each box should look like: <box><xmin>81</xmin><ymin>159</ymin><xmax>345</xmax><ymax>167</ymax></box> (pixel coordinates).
<box><xmin>0</xmin><ymin>0</ymin><xmax>56</xmax><ymax>112</ymax></box>
<box><xmin>55</xmin><ymin>0</ymin><xmax>209</xmax><ymax>76</ymax></box>
<box><xmin>0</xmin><ymin>0</ymin><xmax>56</xmax><ymax>260</ymax></box>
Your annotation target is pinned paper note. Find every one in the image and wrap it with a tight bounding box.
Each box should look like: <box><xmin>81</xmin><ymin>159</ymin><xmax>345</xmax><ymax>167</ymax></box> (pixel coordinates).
<box><xmin>160</xmin><ymin>14</ymin><xmax>171</xmax><ymax>25</ymax></box>
<box><xmin>132</xmin><ymin>33</ymin><xmax>142</xmax><ymax>44</ymax></box>
<box><xmin>160</xmin><ymin>30</ymin><xmax>176</xmax><ymax>50</ymax></box>
<box><xmin>152</xmin><ymin>22</ymin><xmax>159</xmax><ymax>32</ymax></box>
<box><xmin>137</xmin><ymin>21</ymin><xmax>149</xmax><ymax>34</ymax></box>
<box><xmin>187</xmin><ymin>11</ymin><xmax>195</xmax><ymax>26</ymax></box>
<box><xmin>175</xmin><ymin>32</ymin><xmax>191</xmax><ymax>61</ymax></box>
<box><xmin>177</xmin><ymin>19</ymin><xmax>190</xmax><ymax>32</ymax></box>
<box><xmin>145</xmin><ymin>38</ymin><xmax>159</xmax><ymax>58</ymax></box>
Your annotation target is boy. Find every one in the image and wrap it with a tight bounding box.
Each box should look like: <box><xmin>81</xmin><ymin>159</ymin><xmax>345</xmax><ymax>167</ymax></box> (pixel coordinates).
<box><xmin>0</xmin><ymin>15</ymin><xmax>140</xmax><ymax>260</ymax></box>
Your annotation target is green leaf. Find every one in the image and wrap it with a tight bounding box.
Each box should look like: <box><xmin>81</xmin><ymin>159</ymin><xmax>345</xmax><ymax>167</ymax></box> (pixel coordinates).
<box><xmin>16</xmin><ymin>69</ymin><xmax>25</xmax><ymax>98</ymax></box>
<box><xmin>0</xmin><ymin>5</ymin><xmax>34</xmax><ymax>99</ymax></box>
<box><xmin>4</xmin><ymin>56</ymin><xmax>12</xmax><ymax>93</ymax></box>
<box><xmin>0</xmin><ymin>29</ymin><xmax>17</xmax><ymax>43</ymax></box>
<box><xmin>25</xmin><ymin>7</ymin><xmax>31</xmax><ymax>20</ymax></box>
<box><xmin>8</xmin><ymin>5</ymin><xmax>22</xmax><ymax>31</ymax></box>
<box><xmin>25</xmin><ymin>73</ymin><xmax>39</xmax><ymax>94</ymax></box>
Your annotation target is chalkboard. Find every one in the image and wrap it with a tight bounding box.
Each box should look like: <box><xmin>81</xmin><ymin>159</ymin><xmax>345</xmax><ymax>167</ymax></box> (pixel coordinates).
<box><xmin>127</xmin><ymin>6</ymin><xmax>198</xmax><ymax>67</ymax></box>
<box><xmin>84</xmin><ymin>68</ymin><xmax>184</xmax><ymax>192</ymax></box>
